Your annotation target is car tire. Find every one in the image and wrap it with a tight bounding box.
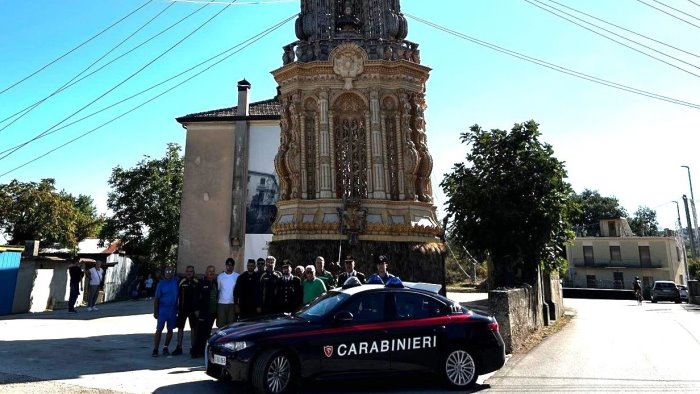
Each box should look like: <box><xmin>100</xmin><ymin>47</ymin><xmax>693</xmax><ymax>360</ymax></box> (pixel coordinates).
<box><xmin>442</xmin><ymin>348</ymin><xmax>478</xmax><ymax>389</ymax></box>
<box><xmin>251</xmin><ymin>349</ymin><xmax>294</xmax><ymax>394</ymax></box>
<box><xmin>651</xmin><ymin>296</ymin><xmax>657</xmax><ymax>303</ymax></box>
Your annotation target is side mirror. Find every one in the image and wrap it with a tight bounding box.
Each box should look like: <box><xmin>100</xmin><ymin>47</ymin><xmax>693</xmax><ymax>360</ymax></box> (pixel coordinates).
<box><xmin>334</xmin><ymin>311</ymin><xmax>354</xmax><ymax>323</ymax></box>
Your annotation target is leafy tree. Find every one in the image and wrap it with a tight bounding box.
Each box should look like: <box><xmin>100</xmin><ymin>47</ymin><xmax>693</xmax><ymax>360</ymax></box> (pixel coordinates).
<box><xmin>441</xmin><ymin>120</ymin><xmax>577</xmax><ymax>287</ymax></box>
<box><xmin>0</xmin><ymin>179</ymin><xmax>101</xmax><ymax>248</ymax></box>
<box><xmin>570</xmin><ymin>189</ymin><xmax>627</xmax><ymax>236</ymax></box>
<box><xmin>628</xmin><ymin>206</ymin><xmax>659</xmax><ymax>236</ymax></box>
<box><xmin>689</xmin><ymin>257</ymin><xmax>700</xmax><ymax>280</ymax></box>
<box><xmin>100</xmin><ymin>143</ymin><xmax>184</xmax><ymax>268</ymax></box>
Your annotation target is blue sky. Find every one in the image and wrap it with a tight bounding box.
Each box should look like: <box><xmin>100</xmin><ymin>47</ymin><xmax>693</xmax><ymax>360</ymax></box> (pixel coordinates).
<box><xmin>1</xmin><ymin>0</ymin><xmax>699</xmax><ymax>231</ymax></box>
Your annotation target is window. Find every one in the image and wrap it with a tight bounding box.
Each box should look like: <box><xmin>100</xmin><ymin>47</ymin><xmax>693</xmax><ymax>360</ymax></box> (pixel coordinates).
<box><xmin>337</xmin><ymin>293</ymin><xmax>385</xmax><ymax>324</ymax></box>
<box><xmin>583</xmin><ymin>246</ymin><xmax>594</xmax><ymax>266</ymax></box>
<box><xmin>391</xmin><ymin>292</ymin><xmax>446</xmax><ymax>320</ymax></box>
<box><xmin>260</xmin><ymin>178</ymin><xmax>266</xmax><ymax>185</ymax></box>
<box><xmin>586</xmin><ymin>275</ymin><xmax>597</xmax><ymax>288</ymax></box>
<box><xmin>608</xmin><ymin>221</ymin><xmax>617</xmax><ymax>237</ymax></box>
<box><xmin>677</xmin><ymin>247</ymin><xmax>681</xmax><ymax>262</ymax></box>
<box><xmin>639</xmin><ymin>246</ymin><xmax>651</xmax><ymax>267</ymax></box>
<box><xmin>610</xmin><ymin>246</ymin><xmax>621</xmax><ymax>263</ymax></box>
<box><xmin>613</xmin><ymin>272</ymin><xmax>624</xmax><ymax>289</ymax></box>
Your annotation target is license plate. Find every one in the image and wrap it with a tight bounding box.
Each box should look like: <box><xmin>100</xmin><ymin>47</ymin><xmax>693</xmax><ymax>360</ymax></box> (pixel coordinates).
<box><xmin>212</xmin><ymin>354</ymin><xmax>226</xmax><ymax>366</ymax></box>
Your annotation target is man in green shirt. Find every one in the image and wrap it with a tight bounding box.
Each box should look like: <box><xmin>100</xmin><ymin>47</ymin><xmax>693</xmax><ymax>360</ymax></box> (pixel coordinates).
<box><xmin>314</xmin><ymin>256</ymin><xmax>336</xmax><ymax>290</ymax></box>
<box><xmin>302</xmin><ymin>265</ymin><xmax>327</xmax><ymax>305</ymax></box>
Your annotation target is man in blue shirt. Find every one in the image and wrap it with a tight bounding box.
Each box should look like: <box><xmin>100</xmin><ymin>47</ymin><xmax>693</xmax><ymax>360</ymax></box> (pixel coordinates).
<box><xmin>152</xmin><ymin>266</ymin><xmax>179</xmax><ymax>357</ymax></box>
<box><xmin>367</xmin><ymin>255</ymin><xmax>396</xmax><ymax>285</ymax></box>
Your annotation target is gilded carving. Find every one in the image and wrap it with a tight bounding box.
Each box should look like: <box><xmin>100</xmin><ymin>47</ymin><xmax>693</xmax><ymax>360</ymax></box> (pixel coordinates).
<box><xmin>412</xmin><ymin>93</ymin><xmax>433</xmax><ymax>203</ymax></box>
<box><xmin>399</xmin><ymin>92</ymin><xmax>418</xmax><ymax>201</ymax></box>
<box><xmin>275</xmin><ymin>95</ymin><xmax>292</xmax><ymax>200</ymax></box>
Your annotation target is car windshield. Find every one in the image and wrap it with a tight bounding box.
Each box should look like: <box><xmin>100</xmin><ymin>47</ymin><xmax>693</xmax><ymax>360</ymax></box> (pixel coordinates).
<box><xmin>295</xmin><ymin>291</ymin><xmax>350</xmax><ymax>322</ymax></box>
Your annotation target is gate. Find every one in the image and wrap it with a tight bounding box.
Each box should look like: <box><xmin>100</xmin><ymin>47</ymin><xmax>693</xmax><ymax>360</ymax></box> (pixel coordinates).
<box><xmin>0</xmin><ymin>247</ymin><xmax>22</xmax><ymax>315</ymax></box>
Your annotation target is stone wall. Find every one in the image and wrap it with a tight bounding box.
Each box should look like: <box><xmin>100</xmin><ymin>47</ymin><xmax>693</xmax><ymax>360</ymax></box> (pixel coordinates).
<box><xmin>543</xmin><ymin>272</ymin><xmax>564</xmax><ymax>320</ymax></box>
<box><xmin>489</xmin><ymin>283</ymin><xmax>544</xmax><ymax>354</ymax></box>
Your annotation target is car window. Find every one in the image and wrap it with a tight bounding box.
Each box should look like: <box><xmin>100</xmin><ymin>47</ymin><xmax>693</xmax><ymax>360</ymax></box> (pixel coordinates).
<box><xmin>391</xmin><ymin>292</ymin><xmax>447</xmax><ymax>320</ymax></box>
<box><xmin>296</xmin><ymin>292</ymin><xmax>350</xmax><ymax>322</ymax></box>
<box><xmin>337</xmin><ymin>293</ymin><xmax>385</xmax><ymax>324</ymax></box>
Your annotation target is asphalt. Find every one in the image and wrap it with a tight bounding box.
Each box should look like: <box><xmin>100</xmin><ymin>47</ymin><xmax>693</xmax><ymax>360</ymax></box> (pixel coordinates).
<box><xmin>0</xmin><ymin>292</ymin><xmax>489</xmax><ymax>394</ymax></box>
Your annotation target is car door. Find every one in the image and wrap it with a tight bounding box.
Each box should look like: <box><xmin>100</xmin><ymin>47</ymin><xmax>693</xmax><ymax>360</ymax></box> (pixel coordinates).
<box><xmin>386</xmin><ymin>291</ymin><xmax>450</xmax><ymax>372</ymax></box>
<box><xmin>315</xmin><ymin>292</ymin><xmax>390</xmax><ymax>374</ymax></box>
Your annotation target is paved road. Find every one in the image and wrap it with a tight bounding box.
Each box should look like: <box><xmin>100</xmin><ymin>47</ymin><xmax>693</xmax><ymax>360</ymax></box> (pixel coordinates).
<box><xmin>0</xmin><ymin>293</ymin><xmax>490</xmax><ymax>394</ymax></box>
<box><xmin>484</xmin><ymin>298</ymin><xmax>700</xmax><ymax>393</ymax></box>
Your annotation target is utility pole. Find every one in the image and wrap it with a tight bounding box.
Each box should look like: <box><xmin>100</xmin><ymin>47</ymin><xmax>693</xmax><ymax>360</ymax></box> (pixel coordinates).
<box><xmin>673</xmin><ymin>200</ymin><xmax>689</xmax><ymax>285</ymax></box>
<box><xmin>681</xmin><ymin>165</ymin><xmax>698</xmax><ymax>255</ymax></box>
<box><xmin>683</xmin><ymin>196</ymin><xmax>696</xmax><ymax>284</ymax></box>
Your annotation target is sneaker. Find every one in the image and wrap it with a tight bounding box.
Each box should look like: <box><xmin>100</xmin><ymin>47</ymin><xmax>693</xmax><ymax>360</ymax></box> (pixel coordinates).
<box><xmin>162</xmin><ymin>347</ymin><xmax>170</xmax><ymax>356</ymax></box>
<box><xmin>86</xmin><ymin>307</ymin><xmax>93</xmax><ymax>312</ymax></box>
<box><xmin>172</xmin><ymin>347</ymin><xmax>182</xmax><ymax>356</ymax></box>
<box><xmin>152</xmin><ymin>349</ymin><xmax>159</xmax><ymax>357</ymax></box>
<box><xmin>92</xmin><ymin>306</ymin><xmax>99</xmax><ymax>311</ymax></box>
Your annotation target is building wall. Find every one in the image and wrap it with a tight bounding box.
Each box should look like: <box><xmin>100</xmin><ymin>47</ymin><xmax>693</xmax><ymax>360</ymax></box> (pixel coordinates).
<box><xmin>177</xmin><ymin>122</ymin><xmax>237</xmax><ymax>274</ymax></box>
<box><xmin>568</xmin><ymin>236</ymin><xmax>684</xmax><ymax>288</ymax></box>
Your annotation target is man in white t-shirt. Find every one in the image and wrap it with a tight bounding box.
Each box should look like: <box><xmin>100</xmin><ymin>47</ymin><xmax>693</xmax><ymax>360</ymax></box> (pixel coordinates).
<box><xmin>216</xmin><ymin>258</ymin><xmax>239</xmax><ymax>327</ymax></box>
<box><xmin>87</xmin><ymin>261</ymin><xmax>104</xmax><ymax>311</ymax></box>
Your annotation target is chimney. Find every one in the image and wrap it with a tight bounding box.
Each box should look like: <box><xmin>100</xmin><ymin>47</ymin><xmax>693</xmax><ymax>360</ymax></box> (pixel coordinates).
<box><xmin>237</xmin><ymin>79</ymin><xmax>251</xmax><ymax>116</ymax></box>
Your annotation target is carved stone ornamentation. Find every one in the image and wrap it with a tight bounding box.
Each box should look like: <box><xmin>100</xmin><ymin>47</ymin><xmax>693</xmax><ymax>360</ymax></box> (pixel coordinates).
<box><xmin>331</xmin><ymin>43</ymin><xmax>366</xmax><ymax>90</ymax></box>
<box><xmin>274</xmin><ymin>96</ymin><xmax>292</xmax><ymax>200</ymax></box>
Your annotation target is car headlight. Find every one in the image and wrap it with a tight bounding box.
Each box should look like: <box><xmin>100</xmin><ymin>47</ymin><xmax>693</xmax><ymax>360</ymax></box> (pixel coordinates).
<box><xmin>221</xmin><ymin>341</ymin><xmax>253</xmax><ymax>352</ymax></box>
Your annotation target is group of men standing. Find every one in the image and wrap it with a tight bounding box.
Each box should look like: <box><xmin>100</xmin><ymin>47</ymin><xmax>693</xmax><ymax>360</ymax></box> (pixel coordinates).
<box><xmin>150</xmin><ymin>254</ymin><xmax>396</xmax><ymax>358</ymax></box>
<box><xmin>67</xmin><ymin>258</ymin><xmax>105</xmax><ymax>313</ymax></box>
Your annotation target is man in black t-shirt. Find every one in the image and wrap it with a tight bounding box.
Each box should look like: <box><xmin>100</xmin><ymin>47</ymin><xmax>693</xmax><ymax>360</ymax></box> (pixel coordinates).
<box><xmin>68</xmin><ymin>257</ymin><xmax>83</xmax><ymax>313</ymax></box>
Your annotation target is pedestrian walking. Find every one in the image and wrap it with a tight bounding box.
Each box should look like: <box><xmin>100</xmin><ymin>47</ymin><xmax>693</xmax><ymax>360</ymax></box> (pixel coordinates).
<box><xmin>152</xmin><ymin>266</ymin><xmax>178</xmax><ymax>357</ymax></box>
<box><xmin>68</xmin><ymin>257</ymin><xmax>83</xmax><ymax>313</ymax></box>
<box><xmin>86</xmin><ymin>261</ymin><xmax>104</xmax><ymax>311</ymax></box>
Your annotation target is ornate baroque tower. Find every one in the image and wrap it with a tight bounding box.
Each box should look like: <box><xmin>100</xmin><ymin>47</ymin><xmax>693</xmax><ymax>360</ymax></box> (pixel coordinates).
<box><xmin>269</xmin><ymin>0</ymin><xmax>444</xmax><ymax>285</ymax></box>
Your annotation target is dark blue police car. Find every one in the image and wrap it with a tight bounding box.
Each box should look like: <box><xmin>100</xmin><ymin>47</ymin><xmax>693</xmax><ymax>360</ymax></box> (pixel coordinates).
<box><xmin>205</xmin><ymin>278</ymin><xmax>506</xmax><ymax>393</ymax></box>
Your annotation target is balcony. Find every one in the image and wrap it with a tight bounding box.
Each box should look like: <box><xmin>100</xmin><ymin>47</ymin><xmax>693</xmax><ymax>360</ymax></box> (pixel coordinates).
<box><xmin>572</xmin><ymin>259</ymin><xmax>663</xmax><ymax>269</ymax></box>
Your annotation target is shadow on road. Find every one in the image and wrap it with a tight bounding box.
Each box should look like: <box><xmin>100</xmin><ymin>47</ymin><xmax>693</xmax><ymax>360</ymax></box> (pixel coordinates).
<box><xmin>0</xmin><ymin>298</ymin><xmax>153</xmax><ymax>321</ymax></box>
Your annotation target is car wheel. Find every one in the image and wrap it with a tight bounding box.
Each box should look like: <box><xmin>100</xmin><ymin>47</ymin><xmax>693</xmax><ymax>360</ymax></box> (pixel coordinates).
<box><xmin>443</xmin><ymin>348</ymin><xmax>478</xmax><ymax>389</ymax></box>
<box><xmin>651</xmin><ymin>296</ymin><xmax>657</xmax><ymax>303</ymax></box>
<box><xmin>251</xmin><ymin>349</ymin><xmax>294</xmax><ymax>394</ymax></box>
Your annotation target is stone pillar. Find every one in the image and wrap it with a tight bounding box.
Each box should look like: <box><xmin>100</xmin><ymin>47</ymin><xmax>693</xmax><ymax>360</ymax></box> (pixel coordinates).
<box><xmin>319</xmin><ymin>91</ymin><xmax>332</xmax><ymax>198</ymax></box>
<box><xmin>370</xmin><ymin>89</ymin><xmax>385</xmax><ymax>199</ymax></box>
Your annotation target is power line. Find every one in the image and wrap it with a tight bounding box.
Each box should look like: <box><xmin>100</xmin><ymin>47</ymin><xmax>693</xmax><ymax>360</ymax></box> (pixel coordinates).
<box><xmin>650</xmin><ymin>0</ymin><xmax>700</xmax><ymax>21</ymax></box>
<box><xmin>0</xmin><ymin>1</ymin><xmax>210</xmax><ymax>129</ymax></box>
<box><xmin>404</xmin><ymin>13</ymin><xmax>700</xmax><ymax>110</ymax></box>
<box><xmin>525</xmin><ymin>0</ymin><xmax>700</xmax><ymax>79</ymax></box>
<box><xmin>0</xmin><ymin>0</ymin><xmax>154</xmax><ymax>97</ymax></box>
<box><xmin>0</xmin><ymin>2</ymin><xmax>176</xmax><ymax>135</ymax></box>
<box><xmin>689</xmin><ymin>0</ymin><xmax>700</xmax><ymax>8</ymax></box>
<box><xmin>0</xmin><ymin>15</ymin><xmax>295</xmax><ymax>179</ymax></box>
<box><xmin>0</xmin><ymin>14</ymin><xmax>293</xmax><ymax>157</ymax></box>
<box><xmin>636</xmin><ymin>0</ymin><xmax>700</xmax><ymax>29</ymax></box>
<box><xmin>542</xmin><ymin>0</ymin><xmax>699</xmax><ymax>59</ymax></box>
<box><xmin>0</xmin><ymin>0</ymin><xmax>236</xmax><ymax>163</ymax></box>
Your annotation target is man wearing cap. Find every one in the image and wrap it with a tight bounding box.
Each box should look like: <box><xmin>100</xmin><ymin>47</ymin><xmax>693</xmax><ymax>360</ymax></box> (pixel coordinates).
<box><xmin>367</xmin><ymin>255</ymin><xmax>396</xmax><ymax>285</ymax></box>
<box><xmin>337</xmin><ymin>257</ymin><xmax>366</xmax><ymax>286</ymax></box>
<box><xmin>257</xmin><ymin>256</ymin><xmax>282</xmax><ymax>315</ymax></box>
<box><xmin>314</xmin><ymin>256</ymin><xmax>336</xmax><ymax>290</ymax></box>
<box><xmin>217</xmin><ymin>258</ymin><xmax>239</xmax><ymax>328</ymax></box>
<box><xmin>152</xmin><ymin>266</ymin><xmax>179</xmax><ymax>357</ymax></box>
<box><xmin>234</xmin><ymin>259</ymin><xmax>259</xmax><ymax>319</ymax></box>
<box><xmin>278</xmin><ymin>263</ymin><xmax>303</xmax><ymax>313</ymax></box>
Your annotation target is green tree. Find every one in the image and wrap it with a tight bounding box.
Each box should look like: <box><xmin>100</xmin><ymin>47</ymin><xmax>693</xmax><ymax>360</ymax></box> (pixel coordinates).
<box><xmin>99</xmin><ymin>143</ymin><xmax>184</xmax><ymax>268</ymax></box>
<box><xmin>628</xmin><ymin>206</ymin><xmax>659</xmax><ymax>236</ymax></box>
<box><xmin>571</xmin><ymin>189</ymin><xmax>627</xmax><ymax>236</ymax></box>
<box><xmin>441</xmin><ymin>120</ymin><xmax>577</xmax><ymax>287</ymax></box>
<box><xmin>0</xmin><ymin>178</ymin><xmax>85</xmax><ymax>247</ymax></box>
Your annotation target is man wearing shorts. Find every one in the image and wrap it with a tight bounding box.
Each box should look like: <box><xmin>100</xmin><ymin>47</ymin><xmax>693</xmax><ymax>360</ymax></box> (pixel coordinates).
<box><xmin>152</xmin><ymin>266</ymin><xmax>178</xmax><ymax>357</ymax></box>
